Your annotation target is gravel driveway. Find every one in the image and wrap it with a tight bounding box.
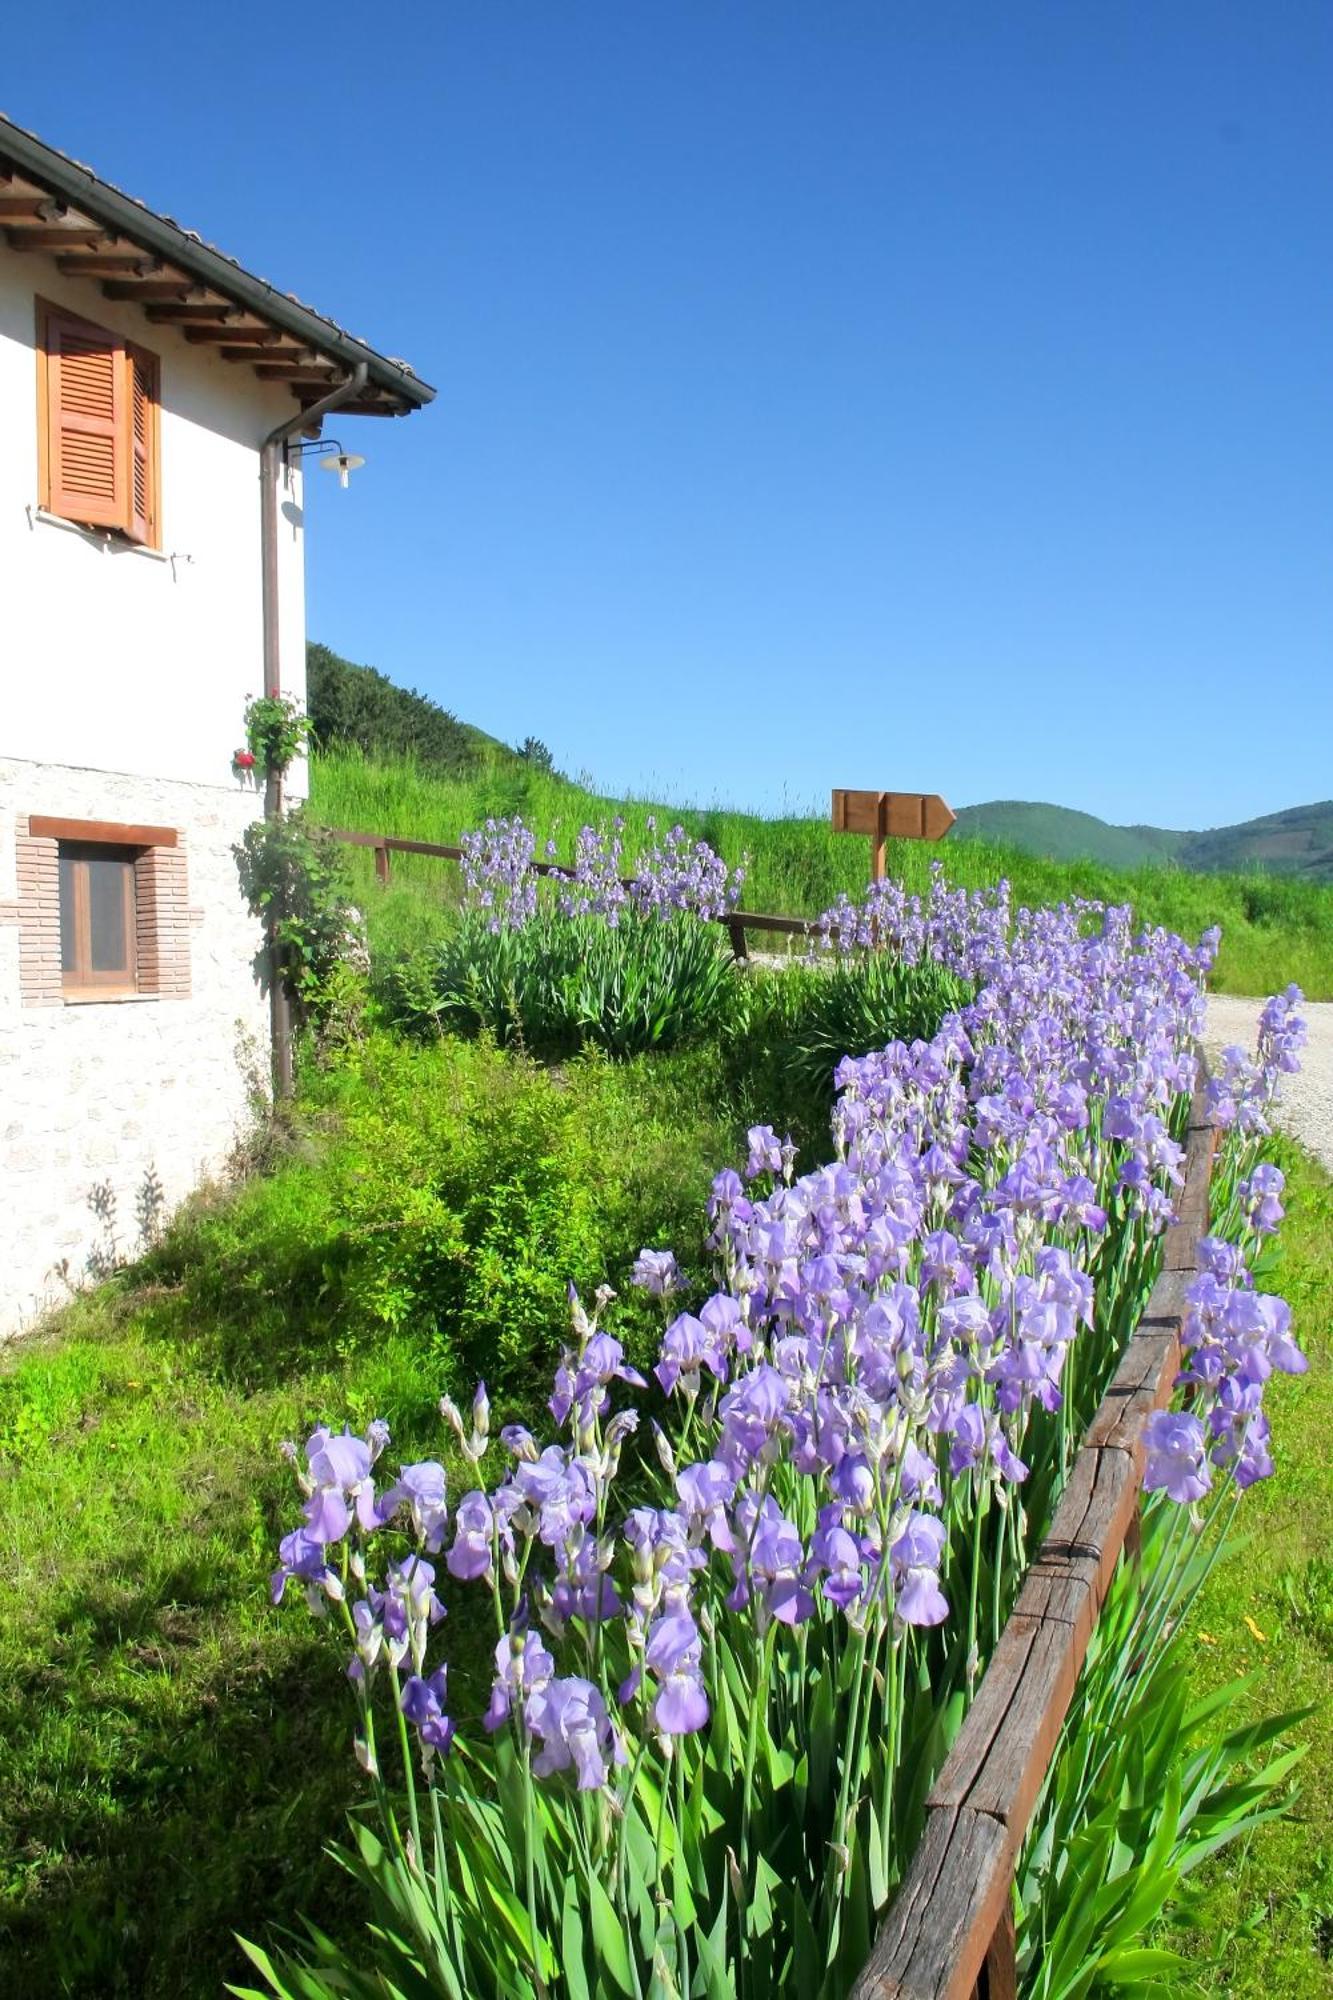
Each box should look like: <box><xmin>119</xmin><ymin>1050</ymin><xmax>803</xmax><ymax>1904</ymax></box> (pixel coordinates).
<box><xmin>1205</xmin><ymin>995</ymin><xmax>1333</xmax><ymax>1174</ymax></box>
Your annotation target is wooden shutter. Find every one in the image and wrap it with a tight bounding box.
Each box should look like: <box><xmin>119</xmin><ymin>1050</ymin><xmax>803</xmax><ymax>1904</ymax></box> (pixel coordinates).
<box><xmin>127</xmin><ymin>343</ymin><xmax>159</xmax><ymax>547</ymax></box>
<box><xmin>41</xmin><ymin>307</ymin><xmax>128</xmax><ymax>531</ymax></box>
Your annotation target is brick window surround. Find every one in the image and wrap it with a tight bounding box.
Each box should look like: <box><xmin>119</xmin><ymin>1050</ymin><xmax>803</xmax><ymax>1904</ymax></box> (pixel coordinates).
<box><xmin>12</xmin><ymin>815</ymin><xmax>192</xmax><ymax>1005</ymax></box>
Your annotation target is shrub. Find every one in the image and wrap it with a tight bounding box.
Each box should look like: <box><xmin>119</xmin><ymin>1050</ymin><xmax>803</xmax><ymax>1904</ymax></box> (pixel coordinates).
<box><xmin>233</xmin><ymin>809</ymin><xmax>364</xmax><ymax>1023</ymax></box>
<box><xmin>398</xmin><ymin>907</ymin><xmax>739</xmax><ymax>1058</ymax></box>
<box><xmin>728</xmin><ymin>954</ymin><xmax>972</xmax><ymax>1138</ymax></box>
<box><xmin>139</xmin><ymin>1033</ymin><xmax>732</xmax><ymax>1400</ymax></box>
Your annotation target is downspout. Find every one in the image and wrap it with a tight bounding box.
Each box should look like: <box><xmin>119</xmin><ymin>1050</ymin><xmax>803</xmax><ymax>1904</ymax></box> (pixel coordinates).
<box><xmin>259</xmin><ymin>363</ymin><xmax>368</xmax><ymax>1100</ymax></box>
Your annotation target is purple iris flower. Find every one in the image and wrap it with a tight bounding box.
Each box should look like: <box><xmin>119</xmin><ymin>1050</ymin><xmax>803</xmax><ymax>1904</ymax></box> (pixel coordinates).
<box><xmin>1212</xmin><ymin>1407</ymin><xmax>1273</xmax><ymax>1489</ymax></box>
<box><xmin>378</xmin><ymin>1460</ymin><xmax>449</xmax><ymax>1551</ymax></box>
<box><xmin>890</xmin><ymin>1513</ymin><xmax>949</xmax><ymax>1626</ymax></box>
<box><xmin>675</xmin><ymin>1460</ymin><xmax>737</xmax><ymax>1552</ymax></box>
<box><xmin>525</xmin><ymin>1676</ymin><xmax>625</xmax><ymax>1790</ymax></box>
<box><xmin>551</xmin><ymin>1334</ymin><xmax>647</xmax><ymax>1427</ymax></box>
<box><xmin>302</xmin><ymin>1426</ymin><xmax>382</xmax><ymax>1542</ymax></box>
<box><xmin>655</xmin><ymin>1312</ymin><xmax>728</xmax><ymax>1397</ymax></box>
<box><xmin>700</xmin><ymin>1290</ymin><xmax>752</xmax><ymax>1355</ymax></box>
<box><xmin>729</xmin><ymin>1494</ymin><xmax>813</xmax><ymax>1627</ymax></box>
<box><xmin>401</xmin><ymin>1666</ymin><xmax>456</xmax><ymax>1756</ymax></box>
<box><xmin>947</xmin><ymin>1403</ymin><xmax>1028</xmax><ymax>1485</ymax></box>
<box><xmin>645</xmin><ymin>1611</ymin><xmax>710</xmax><ymax>1735</ymax></box>
<box><xmin>744</xmin><ymin>1125</ymin><xmax>784</xmax><ymax>1181</ymax></box>
<box><xmin>484</xmin><ymin>1628</ymin><xmax>555</xmax><ymax>1732</ymax></box>
<box><xmin>631</xmin><ymin>1248</ymin><xmax>681</xmax><ymax>1296</ymax></box>
<box><xmin>1223</xmin><ymin>1290</ymin><xmax>1307</xmax><ymax>1379</ymax></box>
<box><xmin>270</xmin><ymin>1528</ymin><xmax>336</xmax><ymax>1605</ymax></box>
<box><xmin>716</xmin><ymin>1363</ymin><xmax>791</xmax><ymax>1468</ymax></box>
<box><xmin>810</xmin><ymin>1505</ymin><xmax>866</xmax><ymax>1611</ymax></box>
<box><xmin>1239</xmin><ymin>1164</ymin><xmax>1285</xmax><ymax>1236</ymax></box>
<box><xmin>1142</xmin><ymin>1410</ymin><xmax>1211</xmax><ymax>1504</ymax></box>
<box><xmin>513</xmin><ymin>1449</ymin><xmax>598</xmax><ymax>1547</ymax></box>
<box><xmin>447</xmin><ymin>1490</ymin><xmax>496</xmax><ymax>1581</ymax></box>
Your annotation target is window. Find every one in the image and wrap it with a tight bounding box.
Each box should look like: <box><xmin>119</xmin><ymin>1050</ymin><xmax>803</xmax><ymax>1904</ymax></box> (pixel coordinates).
<box><xmin>58</xmin><ymin>842</ymin><xmax>139</xmax><ymax>995</ymax></box>
<box><xmin>36</xmin><ymin>301</ymin><xmax>160</xmax><ymax>547</ymax></box>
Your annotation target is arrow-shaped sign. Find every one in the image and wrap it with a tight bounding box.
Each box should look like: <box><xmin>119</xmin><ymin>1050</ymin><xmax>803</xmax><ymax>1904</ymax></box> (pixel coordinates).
<box><xmin>831</xmin><ymin>789</ymin><xmax>956</xmax><ymax>880</ymax></box>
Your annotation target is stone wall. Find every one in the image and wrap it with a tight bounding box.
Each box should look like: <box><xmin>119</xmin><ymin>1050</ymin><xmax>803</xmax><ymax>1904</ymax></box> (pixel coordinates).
<box><xmin>0</xmin><ymin>757</ymin><xmax>269</xmax><ymax>1334</ymax></box>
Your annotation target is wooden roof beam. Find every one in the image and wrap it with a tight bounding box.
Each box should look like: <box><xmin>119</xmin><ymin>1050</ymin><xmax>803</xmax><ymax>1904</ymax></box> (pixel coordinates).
<box><xmin>254</xmin><ymin>364</ymin><xmax>340</xmax><ymax>382</ymax></box>
<box><xmin>183</xmin><ymin>323</ymin><xmax>283</xmax><ymax>346</ymax></box>
<box><xmin>5</xmin><ymin>223</ymin><xmax>107</xmax><ymax>248</ymax></box>
<box><xmin>299</xmin><ymin>396</ymin><xmax>405</xmax><ymax>417</ymax></box>
<box><xmin>0</xmin><ymin>194</ymin><xmax>64</xmax><ymax>221</ymax></box>
<box><xmin>57</xmin><ymin>253</ymin><xmax>164</xmax><ymax>277</ymax></box>
<box><xmin>102</xmin><ymin>278</ymin><xmax>203</xmax><ymax>301</ymax></box>
<box><xmin>219</xmin><ymin>343</ymin><xmax>320</xmax><ymax>364</ymax></box>
<box><xmin>142</xmin><ymin>301</ymin><xmax>244</xmax><ymax>322</ymax></box>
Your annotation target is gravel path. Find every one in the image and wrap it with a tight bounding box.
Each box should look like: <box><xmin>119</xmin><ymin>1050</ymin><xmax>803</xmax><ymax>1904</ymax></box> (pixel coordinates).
<box><xmin>1205</xmin><ymin>995</ymin><xmax>1333</xmax><ymax>1174</ymax></box>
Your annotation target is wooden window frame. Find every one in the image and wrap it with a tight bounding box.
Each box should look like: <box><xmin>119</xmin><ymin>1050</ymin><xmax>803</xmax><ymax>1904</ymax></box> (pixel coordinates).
<box><xmin>35</xmin><ymin>298</ymin><xmax>162</xmax><ymax>550</ymax></box>
<box><xmin>58</xmin><ymin>841</ymin><xmax>141</xmax><ymax>998</ymax></box>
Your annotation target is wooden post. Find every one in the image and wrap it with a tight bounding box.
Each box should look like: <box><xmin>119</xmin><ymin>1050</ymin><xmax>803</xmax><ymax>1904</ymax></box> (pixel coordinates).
<box><xmin>726</xmin><ymin>916</ymin><xmax>749</xmax><ymax>961</ymax></box>
<box><xmin>871</xmin><ymin>796</ymin><xmax>887</xmax><ymax>883</ymax></box>
<box><xmin>374</xmin><ymin>841</ymin><xmax>391</xmax><ymax>887</ymax></box>
<box><xmin>975</xmin><ymin>1903</ymin><xmax>1017</xmax><ymax>2000</ymax></box>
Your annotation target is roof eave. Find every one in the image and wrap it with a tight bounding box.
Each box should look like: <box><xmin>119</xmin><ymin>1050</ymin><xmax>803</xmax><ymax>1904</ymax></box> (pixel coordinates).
<box><xmin>0</xmin><ymin>116</ymin><xmax>435</xmax><ymax>413</ymax></box>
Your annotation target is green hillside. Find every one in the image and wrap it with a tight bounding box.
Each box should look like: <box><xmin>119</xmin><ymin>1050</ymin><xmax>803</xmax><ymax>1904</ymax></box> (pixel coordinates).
<box><xmin>297</xmin><ymin>644</ymin><xmax>1332</xmax><ymax>992</ymax></box>
<box><xmin>306</xmin><ymin>642</ymin><xmax>544</xmax><ymax>776</ymax></box>
<box><xmin>952</xmin><ymin>797</ymin><xmax>1333</xmax><ymax>881</ymax></box>
<box><xmin>309</xmin><ymin>744</ymin><xmax>1333</xmax><ymax>1000</ymax></box>
<box><xmin>950</xmin><ymin>800</ymin><xmax>1187</xmax><ymax>870</ymax></box>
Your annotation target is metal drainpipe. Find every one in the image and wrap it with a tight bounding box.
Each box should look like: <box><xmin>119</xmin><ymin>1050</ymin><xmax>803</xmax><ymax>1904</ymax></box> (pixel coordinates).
<box><xmin>259</xmin><ymin>363</ymin><xmax>368</xmax><ymax>1100</ymax></box>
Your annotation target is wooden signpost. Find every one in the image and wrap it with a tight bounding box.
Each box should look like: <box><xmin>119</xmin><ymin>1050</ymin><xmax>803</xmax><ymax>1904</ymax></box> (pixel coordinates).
<box><xmin>832</xmin><ymin>789</ymin><xmax>956</xmax><ymax>882</ymax></box>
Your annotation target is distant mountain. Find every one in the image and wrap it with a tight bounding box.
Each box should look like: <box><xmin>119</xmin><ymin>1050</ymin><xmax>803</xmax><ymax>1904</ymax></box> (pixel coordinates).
<box><xmin>951</xmin><ymin>799</ymin><xmax>1333</xmax><ymax>881</ymax></box>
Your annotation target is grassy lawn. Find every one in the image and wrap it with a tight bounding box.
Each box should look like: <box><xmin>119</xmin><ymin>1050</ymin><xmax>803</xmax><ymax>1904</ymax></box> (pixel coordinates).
<box><xmin>1168</xmin><ymin>1136</ymin><xmax>1333</xmax><ymax>1995</ymax></box>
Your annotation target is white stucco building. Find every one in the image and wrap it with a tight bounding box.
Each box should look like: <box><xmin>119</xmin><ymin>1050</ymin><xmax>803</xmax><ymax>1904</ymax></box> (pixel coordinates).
<box><xmin>0</xmin><ymin>117</ymin><xmax>433</xmax><ymax>1334</ymax></box>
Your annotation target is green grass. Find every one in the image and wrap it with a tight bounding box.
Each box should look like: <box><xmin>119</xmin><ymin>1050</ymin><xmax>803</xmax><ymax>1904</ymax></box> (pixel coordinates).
<box><xmin>312</xmin><ymin>746</ymin><xmax>1333</xmax><ymax>999</ymax></box>
<box><xmin>1164</xmin><ymin>1137</ymin><xmax>1333</xmax><ymax>1995</ymax></box>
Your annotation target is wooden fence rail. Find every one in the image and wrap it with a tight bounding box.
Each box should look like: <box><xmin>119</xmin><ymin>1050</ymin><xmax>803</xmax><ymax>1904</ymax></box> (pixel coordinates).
<box><xmin>325</xmin><ymin>826</ymin><xmax>812</xmax><ymax>959</ymax></box>
<box><xmin>850</xmin><ymin>1082</ymin><xmax>1217</xmax><ymax>2000</ymax></box>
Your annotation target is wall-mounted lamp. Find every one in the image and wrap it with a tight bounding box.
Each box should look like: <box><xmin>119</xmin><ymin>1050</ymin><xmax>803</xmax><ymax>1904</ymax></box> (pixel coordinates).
<box><xmin>320</xmin><ymin>450</ymin><xmax>366</xmax><ymax>491</ymax></box>
<box><xmin>289</xmin><ymin>437</ymin><xmax>365</xmax><ymax>489</ymax></box>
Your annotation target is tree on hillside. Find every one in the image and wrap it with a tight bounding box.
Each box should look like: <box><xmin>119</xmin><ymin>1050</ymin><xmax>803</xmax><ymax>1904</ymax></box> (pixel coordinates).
<box><xmin>306</xmin><ymin>643</ymin><xmax>478</xmax><ymax>773</ymax></box>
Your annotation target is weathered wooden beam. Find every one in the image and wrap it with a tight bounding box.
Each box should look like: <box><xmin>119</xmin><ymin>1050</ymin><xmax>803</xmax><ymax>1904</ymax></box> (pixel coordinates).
<box><xmin>57</xmin><ymin>253</ymin><xmax>163</xmax><ymax>277</ymax></box>
<box><xmin>5</xmin><ymin>223</ymin><xmax>107</xmax><ymax>248</ymax></box>
<box><xmin>253</xmin><ymin>365</ymin><xmax>340</xmax><ymax>383</ymax></box>
<box><xmin>850</xmin><ymin>1804</ymin><xmax>1013</xmax><ymax>2000</ymax></box>
<box><xmin>1162</xmin><ymin>1117</ymin><xmax>1217</xmax><ymax>1271</ymax></box>
<box><xmin>0</xmin><ymin>194</ymin><xmax>62</xmax><ymax>220</ymax></box>
<box><xmin>29</xmin><ymin>815</ymin><xmax>176</xmax><ymax>848</ymax></box>
<box><xmin>184</xmin><ymin>323</ymin><xmax>282</xmax><ymax>345</ymax></box>
<box><xmin>102</xmin><ymin>278</ymin><xmax>202</xmax><ymax>301</ymax></box>
<box><xmin>295</xmin><ymin>396</ymin><xmax>402</xmax><ymax>416</ymax></box>
<box><xmin>142</xmin><ymin>302</ymin><xmax>243</xmax><ymax>323</ymax></box>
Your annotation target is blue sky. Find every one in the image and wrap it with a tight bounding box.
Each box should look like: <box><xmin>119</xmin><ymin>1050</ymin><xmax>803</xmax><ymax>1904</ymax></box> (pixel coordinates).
<box><xmin>9</xmin><ymin>3</ymin><xmax>1330</xmax><ymax>825</ymax></box>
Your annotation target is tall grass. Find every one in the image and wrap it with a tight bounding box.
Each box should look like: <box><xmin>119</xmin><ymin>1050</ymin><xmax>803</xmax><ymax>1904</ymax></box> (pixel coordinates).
<box><xmin>312</xmin><ymin>747</ymin><xmax>1333</xmax><ymax>1000</ymax></box>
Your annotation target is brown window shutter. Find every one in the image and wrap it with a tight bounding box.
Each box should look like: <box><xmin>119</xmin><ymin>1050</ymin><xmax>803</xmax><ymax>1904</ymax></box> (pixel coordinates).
<box><xmin>41</xmin><ymin>307</ymin><xmax>129</xmax><ymax>532</ymax></box>
<box><xmin>126</xmin><ymin>343</ymin><xmax>159</xmax><ymax>547</ymax></box>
